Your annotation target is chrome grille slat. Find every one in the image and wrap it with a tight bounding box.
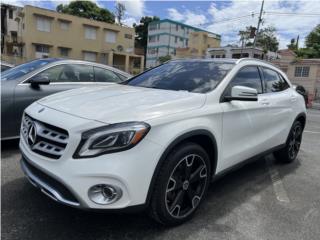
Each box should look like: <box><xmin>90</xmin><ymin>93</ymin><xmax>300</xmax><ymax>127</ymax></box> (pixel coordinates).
<box><xmin>21</xmin><ymin>114</ymin><xmax>69</xmax><ymax>159</ymax></box>
<box><xmin>33</xmin><ymin>141</ymin><xmax>65</xmax><ymax>157</ymax></box>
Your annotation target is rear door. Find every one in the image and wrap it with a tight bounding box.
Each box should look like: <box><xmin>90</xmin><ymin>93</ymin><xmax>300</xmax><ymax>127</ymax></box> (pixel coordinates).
<box><xmin>13</xmin><ymin>64</ymin><xmax>94</xmax><ymax>136</ymax></box>
<box><xmin>93</xmin><ymin>67</ymin><xmax>124</xmax><ymax>85</ymax></box>
<box><xmin>259</xmin><ymin>67</ymin><xmax>293</xmax><ymax>146</ymax></box>
<box><xmin>220</xmin><ymin>66</ymin><xmax>271</xmax><ymax>170</ymax></box>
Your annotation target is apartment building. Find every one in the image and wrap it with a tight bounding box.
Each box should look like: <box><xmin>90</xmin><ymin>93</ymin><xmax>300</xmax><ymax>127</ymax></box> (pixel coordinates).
<box><xmin>1</xmin><ymin>5</ymin><xmax>144</xmax><ymax>74</ymax></box>
<box><xmin>1</xmin><ymin>4</ymin><xmax>24</xmax><ymax>58</ymax></box>
<box><xmin>207</xmin><ymin>46</ymin><xmax>278</xmax><ymax>61</ymax></box>
<box><xmin>175</xmin><ymin>31</ymin><xmax>220</xmax><ymax>59</ymax></box>
<box><xmin>272</xmin><ymin>49</ymin><xmax>320</xmax><ymax>104</ymax></box>
<box><xmin>146</xmin><ymin>19</ymin><xmax>220</xmax><ymax>68</ymax></box>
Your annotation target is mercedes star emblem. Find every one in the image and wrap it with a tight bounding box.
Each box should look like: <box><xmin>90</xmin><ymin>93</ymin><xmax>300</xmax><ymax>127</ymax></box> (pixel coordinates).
<box><xmin>27</xmin><ymin>122</ymin><xmax>37</xmax><ymax>147</ymax></box>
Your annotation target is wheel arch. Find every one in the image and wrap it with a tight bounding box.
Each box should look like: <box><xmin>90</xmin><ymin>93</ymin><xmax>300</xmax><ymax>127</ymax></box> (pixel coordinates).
<box><xmin>295</xmin><ymin>112</ymin><xmax>306</xmax><ymax>130</ymax></box>
<box><xmin>145</xmin><ymin>129</ymin><xmax>218</xmax><ymax>206</ymax></box>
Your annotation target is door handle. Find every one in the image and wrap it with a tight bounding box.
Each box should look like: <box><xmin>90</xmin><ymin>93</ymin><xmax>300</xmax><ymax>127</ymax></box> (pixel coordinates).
<box><xmin>290</xmin><ymin>96</ymin><xmax>297</xmax><ymax>102</ymax></box>
<box><xmin>260</xmin><ymin>98</ymin><xmax>270</xmax><ymax>105</ymax></box>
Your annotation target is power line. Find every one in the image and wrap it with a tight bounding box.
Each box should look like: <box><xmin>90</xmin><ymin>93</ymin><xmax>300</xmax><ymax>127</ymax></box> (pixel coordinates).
<box><xmin>265</xmin><ymin>11</ymin><xmax>320</xmax><ymax>16</ymax></box>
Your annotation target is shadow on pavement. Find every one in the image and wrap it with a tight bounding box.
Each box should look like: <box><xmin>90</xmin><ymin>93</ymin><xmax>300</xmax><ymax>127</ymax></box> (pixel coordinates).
<box><xmin>1</xmin><ymin>153</ymin><xmax>301</xmax><ymax>240</ymax></box>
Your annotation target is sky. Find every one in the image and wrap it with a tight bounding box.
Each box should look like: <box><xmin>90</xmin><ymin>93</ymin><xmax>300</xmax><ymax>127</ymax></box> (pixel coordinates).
<box><xmin>2</xmin><ymin>0</ymin><xmax>320</xmax><ymax>49</ymax></box>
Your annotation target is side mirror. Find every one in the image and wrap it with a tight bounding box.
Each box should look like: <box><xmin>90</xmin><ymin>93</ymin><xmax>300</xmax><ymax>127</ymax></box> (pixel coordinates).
<box><xmin>29</xmin><ymin>75</ymin><xmax>50</xmax><ymax>86</ymax></box>
<box><xmin>224</xmin><ymin>86</ymin><xmax>258</xmax><ymax>102</ymax></box>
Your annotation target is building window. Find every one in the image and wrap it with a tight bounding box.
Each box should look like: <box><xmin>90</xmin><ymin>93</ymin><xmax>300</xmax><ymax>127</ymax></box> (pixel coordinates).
<box><xmin>149</xmin><ymin>24</ymin><xmax>157</xmax><ymax>31</ymax></box>
<box><xmin>35</xmin><ymin>44</ymin><xmax>50</xmax><ymax>58</ymax></box>
<box><xmin>148</xmin><ymin>48</ymin><xmax>157</xmax><ymax>54</ymax></box>
<box><xmin>175</xmin><ymin>36</ymin><xmax>177</xmax><ymax>43</ymax></box>
<box><xmin>35</xmin><ymin>44</ymin><xmax>49</xmax><ymax>53</ymax></box>
<box><xmin>105</xmin><ymin>30</ymin><xmax>117</xmax><ymax>43</ymax></box>
<box><xmin>149</xmin><ymin>36</ymin><xmax>157</xmax><ymax>43</ymax></box>
<box><xmin>36</xmin><ymin>16</ymin><xmax>51</xmax><ymax>32</ymax></box>
<box><xmin>9</xmin><ymin>9</ymin><xmax>13</xmax><ymax>19</ymax></box>
<box><xmin>295</xmin><ymin>66</ymin><xmax>310</xmax><ymax>77</ymax></box>
<box><xmin>186</xmin><ymin>40</ymin><xmax>188</xmax><ymax>47</ymax></box>
<box><xmin>176</xmin><ymin>24</ymin><xmax>178</xmax><ymax>31</ymax></box>
<box><xmin>83</xmin><ymin>51</ymin><xmax>97</xmax><ymax>62</ymax></box>
<box><xmin>180</xmin><ymin>37</ymin><xmax>183</xmax><ymax>42</ymax></box>
<box><xmin>59</xmin><ymin>47</ymin><xmax>69</xmax><ymax>57</ymax></box>
<box><xmin>84</xmin><ymin>26</ymin><xmax>97</xmax><ymax>40</ymax></box>
<box><xmin>124</xmin><ymin>33</ymin><xmax>132</xmax><ymax>39</ymax></box>
<box><xmin>60</xmin><ymin>21</ymin><xmax>69</xmax><ymax>30</ymax></box>
<box><xmin>157</xmin><ymin>35</ymin><xmax>160</xmax><ymax>41</ymax></box>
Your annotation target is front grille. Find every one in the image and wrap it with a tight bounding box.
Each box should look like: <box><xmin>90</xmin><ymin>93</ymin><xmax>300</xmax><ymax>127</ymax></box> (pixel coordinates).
<box><xmin>21</xmin><ymin>114</ymin><xmax>69</xmax><ymax>159</ymax></box>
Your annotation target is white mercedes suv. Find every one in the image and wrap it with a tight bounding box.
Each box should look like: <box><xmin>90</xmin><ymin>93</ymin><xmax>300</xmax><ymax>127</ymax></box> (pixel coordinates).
<box><xmin>20</xmin><ymin>58</ymin><xmax>306</xmax><ymax>225</ymax></box>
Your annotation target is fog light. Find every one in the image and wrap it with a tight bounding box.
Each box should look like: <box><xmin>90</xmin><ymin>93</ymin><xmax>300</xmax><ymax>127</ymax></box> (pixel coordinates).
<box><xmin>88</xmin><ymin>184</ymin><xmax>122</xmax><ymax>205</ymax></box>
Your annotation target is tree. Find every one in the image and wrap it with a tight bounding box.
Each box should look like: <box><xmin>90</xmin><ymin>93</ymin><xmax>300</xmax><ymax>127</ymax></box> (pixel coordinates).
<box><xmin>56</xmin><ymin>1</ymin><xmax>115</xmax><ymax>24</ymax></box>
<box><xmin>244</xmin><ymin>26</ymin><xmax>279</xmax><ymax>52</ymax></box>
<box><xmin>256</xmin><ymin>26</ymin><xmax>279</xmax><ymax>52</ymax></box>
<box><xmin>296</xmin><ymin>24</ymin><xmax>320</xmax><ymax>58</ymax></box>
<box><xmin>287</xmin><ymin>38</ymin><xmax>297</xmax><ymax>51</ymax></box>
<box><xmin>158</xmin><ymin>55</ymin><xmax>171</xmax><ymax>64</ymax></box>
<box><xmin>133</xmin><ymin>16</ymin><xmax>160</xmax><ymax>50</ymax></box>
<box><xmin>115</xmin><ymin>2</ymin><xmax>126</xmax><ymax>25</ymax></box>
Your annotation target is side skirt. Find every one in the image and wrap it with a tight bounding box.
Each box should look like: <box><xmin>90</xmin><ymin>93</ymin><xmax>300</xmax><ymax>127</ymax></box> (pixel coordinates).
<box><xmin>211</xmin><ymin>144</ymin><xmax>286</xmax><ymax>182</ymax></box>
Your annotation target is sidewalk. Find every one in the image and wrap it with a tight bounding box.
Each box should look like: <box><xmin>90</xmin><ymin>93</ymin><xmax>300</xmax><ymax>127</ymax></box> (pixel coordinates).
<box><xmin>311</xmin><ymin>102</ymin><xmax>320</xmax><ymax>110</ymax></box>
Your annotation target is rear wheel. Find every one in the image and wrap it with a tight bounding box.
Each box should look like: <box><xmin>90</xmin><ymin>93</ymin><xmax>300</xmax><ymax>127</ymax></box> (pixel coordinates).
<box><xmin>274</xmin><ymin>121</ymin><xmax>303</xmax><ymax>163</ymax></box>
<box><xmin>149</xmin><ymin>142</ymin><xmax>211</xmax><ymax>226</ymax></box>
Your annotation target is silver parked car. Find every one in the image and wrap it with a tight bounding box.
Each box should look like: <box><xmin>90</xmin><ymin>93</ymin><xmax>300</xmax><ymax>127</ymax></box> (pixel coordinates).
<box><xmin>1</xmin><ymin>61</ymin><xmax>14</xmax><ymax>72</ymax></box>
<box><xmin>1</xmin><ymin>58</ymin><xmax>131</xmax><ymax>140</ymax></box>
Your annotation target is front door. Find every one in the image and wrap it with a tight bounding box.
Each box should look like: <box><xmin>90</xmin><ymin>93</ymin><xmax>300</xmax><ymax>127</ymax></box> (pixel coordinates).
<box><xmin>219</xmin><ymin>66</ymin><xmax>271</xmax><ymax>171</ymax></box>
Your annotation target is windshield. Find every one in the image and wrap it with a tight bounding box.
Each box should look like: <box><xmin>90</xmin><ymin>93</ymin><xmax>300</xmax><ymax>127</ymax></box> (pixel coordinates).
<box><xmin>1</xmin><ymin>59</ymin><xmax>58</xmax><ymax>81</ymax></box>
<box><xmin>123</xmin><ymin>61</ymin><xmax>234</xmax><ymax>93</ymax></box>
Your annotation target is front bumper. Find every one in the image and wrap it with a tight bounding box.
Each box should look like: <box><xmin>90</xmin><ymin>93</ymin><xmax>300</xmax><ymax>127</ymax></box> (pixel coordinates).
<box><xmin>20</xmin><ymin>103</ymin><xmax>164</xmax><ymax>210</ymax></box>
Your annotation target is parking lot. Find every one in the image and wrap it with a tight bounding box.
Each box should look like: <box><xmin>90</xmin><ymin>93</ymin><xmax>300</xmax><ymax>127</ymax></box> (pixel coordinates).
<box><xmin>1</xmin><ymin>109</ymin><xmax>320</xmax><ymax>240</ymax></box>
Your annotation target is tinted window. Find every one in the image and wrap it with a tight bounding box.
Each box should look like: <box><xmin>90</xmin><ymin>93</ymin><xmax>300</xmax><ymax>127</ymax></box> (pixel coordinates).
<box><xmin>94</xmin><ymin>67</ymin><xmax>121</xmax><ymax>83</ymax></box>
<box><xmin>123</xmin><ymin>61</ymin><xmax>234</xmax><ymax>93</ymax></box>
<box><xmin>1</xmin><ymin>65</ymin><xmax>11</xmax><ymax>72</ymax></box>
<box><xmin>263</xmin><ymin>68</ymin><xmax>289</xmax><ymax>92</ymax></box>
<box><xmin>226</xmin><ymin>66</ymin><xmax>262</xmax><ymax>96</ymax></box>
<box><xmin>1</xmin><ymin>59</ymin><xmax>57</xmax><ymax>80</ymax></box>
<box><xmin>33</xmin><ymin>64</ymin><xmax>94</xmax><ymax>83</ymax></box>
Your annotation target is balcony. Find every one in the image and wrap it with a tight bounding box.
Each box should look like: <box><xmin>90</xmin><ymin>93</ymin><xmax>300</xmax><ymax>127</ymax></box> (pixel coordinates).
<box><xmin>5</xmin><ymin>35</ymin><xmax>24</xmax><ymax>46</ymax></box>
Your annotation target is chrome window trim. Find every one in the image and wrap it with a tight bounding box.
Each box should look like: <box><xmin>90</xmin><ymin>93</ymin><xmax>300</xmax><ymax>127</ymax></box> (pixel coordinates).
<box><xmin>18</xmin><ymin>62</ymin><xmax>129</xmax><ymax>85</ymax></box>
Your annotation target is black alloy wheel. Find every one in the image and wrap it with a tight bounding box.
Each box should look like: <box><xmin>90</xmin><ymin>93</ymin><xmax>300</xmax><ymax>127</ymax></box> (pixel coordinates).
<box><xmin>149</xmin><ymin>142</ymin><xmax>211</xmax><ymax>225</ymax></box>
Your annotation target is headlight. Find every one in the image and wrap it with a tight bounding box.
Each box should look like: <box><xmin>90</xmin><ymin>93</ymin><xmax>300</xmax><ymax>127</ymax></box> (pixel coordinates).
<box><xmin>73</xmin><ymin>122</ymin><xmax>150</xmax><ymax>158</ymax></box>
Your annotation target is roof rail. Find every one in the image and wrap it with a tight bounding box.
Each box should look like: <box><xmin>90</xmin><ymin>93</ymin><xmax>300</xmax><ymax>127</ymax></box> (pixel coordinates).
<box><xmin>236</xmin><ymin>58</ymin><xmax>278</xmax><ymax>66</ymax></box>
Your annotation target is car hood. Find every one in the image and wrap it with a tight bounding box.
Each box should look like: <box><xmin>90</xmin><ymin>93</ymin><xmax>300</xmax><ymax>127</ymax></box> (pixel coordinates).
<box><xmin>37</xmin><ymin>84</ymin><xmax>206</xmax><ymax>123</ymax></box>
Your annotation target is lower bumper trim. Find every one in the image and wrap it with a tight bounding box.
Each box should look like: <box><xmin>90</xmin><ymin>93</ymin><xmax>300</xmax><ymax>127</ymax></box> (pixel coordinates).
<box><xmin>20</xmin><ymin>158</ymin><xmax>80</xmax><ymax>207</ymax></box>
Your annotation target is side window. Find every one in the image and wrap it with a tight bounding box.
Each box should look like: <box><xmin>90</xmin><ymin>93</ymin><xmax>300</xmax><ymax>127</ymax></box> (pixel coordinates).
<box><xmin>34</xmin><ymin>64</ymin><xmax>94</xmax><ymax>83</ymax></box>
<box><xmin>226</xmin><ymin>66</ymin><xmax>263</xmax><ymax>95</ymax></box>
<box><xmin>263</xmin><ymin>68</ymin><xmax>289</xmax><ymax>92</ymax></box>
<box><xmin>94</xmin><ymin>67</ymin><xmax>122</xmax><ymax>83</ymax></box>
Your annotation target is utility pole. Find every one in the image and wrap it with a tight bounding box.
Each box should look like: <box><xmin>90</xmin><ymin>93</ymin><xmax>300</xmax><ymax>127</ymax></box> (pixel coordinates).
<box><xmin>252</xmin><ymin>0</ymin><xmax>264</xmax><ymax>57</ymax></box>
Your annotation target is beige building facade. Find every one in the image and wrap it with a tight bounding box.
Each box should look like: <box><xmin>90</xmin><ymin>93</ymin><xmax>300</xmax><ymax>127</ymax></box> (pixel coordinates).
<box><xmin>272</xmin><ymin>49</ymin><xmax>320</xmax><ymax>104</ymax></box>
<box><xmin>175</xmin><ymin>31</ymin><xmax>220</xmax><ymax>59</ymax></box>
<box><xmin>1</xmin><ymin>5</ymin><xmax>144</xmax><ymax>74</ymax></box>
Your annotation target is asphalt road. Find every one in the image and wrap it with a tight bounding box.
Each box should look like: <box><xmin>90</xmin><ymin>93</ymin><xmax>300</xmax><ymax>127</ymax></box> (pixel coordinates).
<box><xmin>2</xmin><ymin>109</ymin><xmax>320</xmax><ymax>240</ymax></box>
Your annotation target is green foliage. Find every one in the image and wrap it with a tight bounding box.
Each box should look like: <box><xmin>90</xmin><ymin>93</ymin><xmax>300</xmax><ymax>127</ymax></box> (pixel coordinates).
<box><xmin>56</xmin><ymin>1</ymin><xmax>115</xmax><ymax>24</ymax></box>
<box><xmin>244</xmin><ymin>26</ymin><xmax>279</xmax><ymax>52</ymax></box>
<box><xmin>256</xmin><ymin>26</ymin><xmax>279</xmax><ymax>52</ymax></box>
<box><xmin>134</xmin><ymin>16</ymin><xmax>160</xmax><ymax>49</ymax></box>
<box><xmin>158</xmin><ymin>55</ymin><xmax>171</xmax><ymax>64</ymax></box>
<box><xmin>287</xmin><ymin>38</ymin><xmax>297</xmax><ymax>51</ymax></box>
<box><xmin>296</xmin><ymin>24</ymin><xmax>320</xmax><ymax>58</ymax></box>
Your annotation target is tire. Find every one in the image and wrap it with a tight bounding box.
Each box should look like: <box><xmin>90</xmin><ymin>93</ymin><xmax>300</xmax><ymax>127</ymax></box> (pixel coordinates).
<box><xmin>149</xmin><ymin>142</ymin><xmax>211</xmax><ymax>226</ymax></box>
<box><xmin>274</xmin><ymin>121</ymin><xmax>303</xmax><ymax>163</ymax></box>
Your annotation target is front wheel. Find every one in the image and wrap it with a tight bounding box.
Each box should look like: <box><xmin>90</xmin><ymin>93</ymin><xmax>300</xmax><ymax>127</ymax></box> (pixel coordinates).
<box><xmin>149</xmin><ymin>142</ymin><xmax>211</xmax><ymax>226</ymax></box>
<box><xmin>274</xmin><ymin>121</ymin><xmax>303</xmax><ymax>163</ymax></box>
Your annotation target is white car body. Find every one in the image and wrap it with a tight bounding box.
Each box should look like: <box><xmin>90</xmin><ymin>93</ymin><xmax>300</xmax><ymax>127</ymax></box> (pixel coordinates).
<box><xmin>20</xmin><ymin>59</ymin><xmax>306</xmax><ymax>218</ymax></box>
